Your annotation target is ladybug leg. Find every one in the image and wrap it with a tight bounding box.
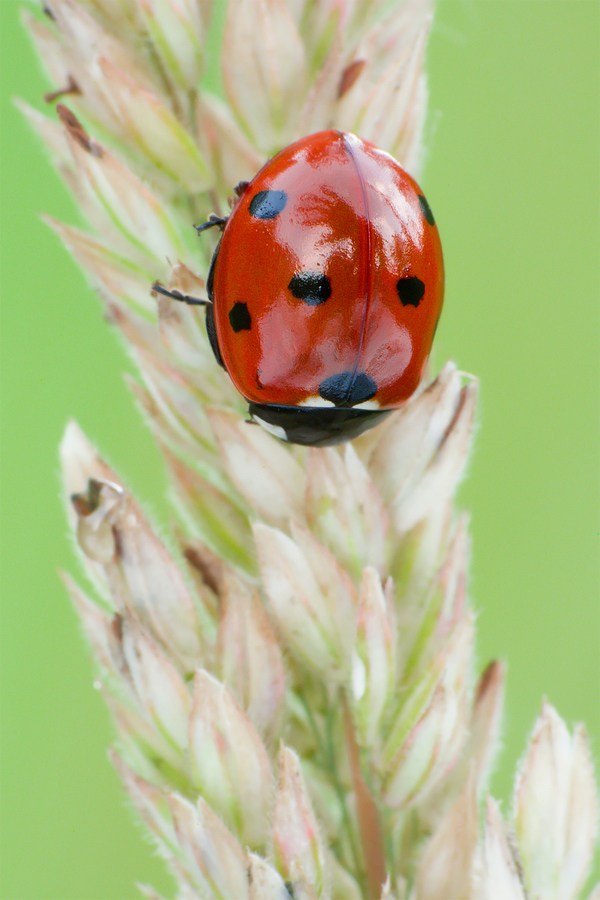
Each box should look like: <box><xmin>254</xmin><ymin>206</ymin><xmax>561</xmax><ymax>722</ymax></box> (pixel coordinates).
<box><xmin>194</xmin><ymin>215</ymin><xmax>228</xmax><ymax>234</ymax></box>
<box><xmin>153</xmin><ymin>215</ymin><xmax>224</xmax><ymax>306</ymax></box>
<box><xmin>151</xmin><ymin>281</ymin><xmax>208</xmax><ymax>307</ymax></box>
<box><xmin>152</xmin><ymin>229</ymin><xmax>225</xmax><ymax>369</ymax></box>
<box><xmin>152</xmin><ymin>280</ymin><xmax>225</xmax><ymax>369</ymax></box>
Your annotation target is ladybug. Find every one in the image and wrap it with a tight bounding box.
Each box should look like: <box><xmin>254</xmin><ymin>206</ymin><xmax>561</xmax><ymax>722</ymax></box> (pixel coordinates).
<box><xmin>154</xmin><ymin>130</ymin><xmax>443</xmax><ymax>447</ymax></box>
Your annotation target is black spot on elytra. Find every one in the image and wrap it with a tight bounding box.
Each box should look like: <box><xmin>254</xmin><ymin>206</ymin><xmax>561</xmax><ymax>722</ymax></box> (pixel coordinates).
<box><xmin>248</xmin><ymin>190</ymin><xmax>287</xmax><ymax>219</ymax></box>
<box><xmin>229</xmin><ymin>302</ymin><xmax>251</xmax><ymax>332</ymax></box>
<box><xmin>418</xmin><ymin>193</ymin><xmax>435</xmax><ymax>226</ymax></box>
<box><xmin>288</xmin><ymin>272</ymin><xmax>332</xmax><ymax>306</ymax></box>
<box><xmin>397</xmin><ymin>276</ymin><xmax>425</xmax><ymax>307</ymax></box>
<box><xmin>319</xmin><ymin>371</ymin><xmax>377</xmax><ymax>407</ymax></box>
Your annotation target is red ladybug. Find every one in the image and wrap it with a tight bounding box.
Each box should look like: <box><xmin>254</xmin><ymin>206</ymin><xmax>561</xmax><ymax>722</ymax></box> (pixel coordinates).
<box><xmin>154</xmin><ymin>130</ymin><xmax>443</xmax><ymax>446</ymax></box>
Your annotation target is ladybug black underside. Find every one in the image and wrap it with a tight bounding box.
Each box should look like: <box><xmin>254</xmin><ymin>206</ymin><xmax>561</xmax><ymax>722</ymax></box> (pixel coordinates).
<box><xmin>247</xmin><ymin>402</ymin><xmax>392</xmax><ymax>447</ymax></box>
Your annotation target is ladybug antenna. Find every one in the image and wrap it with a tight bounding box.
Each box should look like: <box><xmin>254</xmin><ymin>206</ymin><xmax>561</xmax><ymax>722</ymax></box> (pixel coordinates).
<box><xmin>195</xmin><ymin>214</ymin><xmax>227</xmax><ymax>234</ymax></box>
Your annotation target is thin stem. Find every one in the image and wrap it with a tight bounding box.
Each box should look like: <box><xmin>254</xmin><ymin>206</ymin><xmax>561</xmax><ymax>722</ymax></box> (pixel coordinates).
<box><xmin>341</xmin><ymin>691</ymin><xmax>386</xmax><ymax>900</ymax></box>
<box><xmin>300</xmin><ymin>690</ymin><xmax>364</xmax><ymax>881</ymax></box>
<box><xmin>325</xmin><ymin>699</ymin><xmax>364</xmax><ymax>882</ymax></box>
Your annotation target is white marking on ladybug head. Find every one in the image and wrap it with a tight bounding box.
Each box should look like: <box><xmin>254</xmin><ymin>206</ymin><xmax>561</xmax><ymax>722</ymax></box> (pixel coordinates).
<box><xmin>352</xmin><ymin>399</ymin><xmax>381</xmax><ymax>410</ymax></box>
<box><xmin>297</xmin><ymin>395</ymin><xmax>335</xmax><ymax>408</ymax></box>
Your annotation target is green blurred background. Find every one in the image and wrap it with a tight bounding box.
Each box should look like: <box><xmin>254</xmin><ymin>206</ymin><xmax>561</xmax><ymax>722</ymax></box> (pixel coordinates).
<box><xmin>1</xmin><ymin>2</ymin><xmax>598</xmax><ymax>897</ymax></box>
